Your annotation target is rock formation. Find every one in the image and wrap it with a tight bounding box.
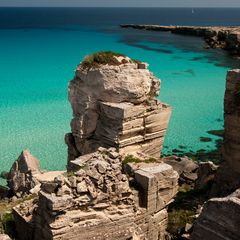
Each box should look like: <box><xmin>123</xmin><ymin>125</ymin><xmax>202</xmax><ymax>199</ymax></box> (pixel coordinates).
<box><xmin>13</xmin><ymin>148</ymin><xmax>178</xmax><ymax>240</ymax></box>
<box><xmin>210</xmin><ymin>69</ymin><xmax>240</xmax><ymax>197</ymax></box>
<box><xmin>65</xmin><ymin>52</ymin><xmax>171</xmax><ymax>165</ymax></box>
<box><xmin>163</xmin><ymin>156</ymin><xmax>199</xmax><ymax>185</ymax></box>
<box><xmin>121</xmin><ymin>25</ymin><xmax>240</xmax><ymax>55</ymax></box>
<box><xmin>7</xmin><ymin>150</ymin><xmax>41</xmax><ymax>196</ymax></box>
<box><xmin>223</xmin><ymin>69</ymin><xmax>240</xmax><ymax>172</ymax></box>
<box><xmin>12</xmin><ymin>53</ymin><xmax>177</xmax><ymax>240</ymax></box>
<box><xmin>191</xmin><ymin>189</ymin><xmax>240</xmax><ymax>240</ymax></box>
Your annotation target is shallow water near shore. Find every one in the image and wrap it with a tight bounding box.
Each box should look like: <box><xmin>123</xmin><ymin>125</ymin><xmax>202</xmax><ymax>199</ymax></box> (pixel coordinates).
<box><xmin>0</xmin><ymin>8</ymin><xmax>239</xmax><ymax>183</ymax></box>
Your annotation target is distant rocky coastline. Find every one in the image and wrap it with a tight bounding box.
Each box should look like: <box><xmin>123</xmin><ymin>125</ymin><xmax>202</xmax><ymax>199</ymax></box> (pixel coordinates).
<box><xmin>121</xmin><ymin>24</ymin><xmax>240</xmax><ymax>56</ymax></box>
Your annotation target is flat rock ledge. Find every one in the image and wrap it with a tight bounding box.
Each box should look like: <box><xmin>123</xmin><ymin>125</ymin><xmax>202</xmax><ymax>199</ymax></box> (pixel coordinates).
<box><xmin>13</xmin><ymin>148</ymin><xmax>179</xmax><ymax>240</ymax></box>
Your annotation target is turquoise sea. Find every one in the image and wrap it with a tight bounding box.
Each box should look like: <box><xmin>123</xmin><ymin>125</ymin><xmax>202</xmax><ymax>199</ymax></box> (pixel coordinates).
<box><xmin>0</xmin><ymin>8</ymin><xmax>240</xmax><ymax>182</ymax></box>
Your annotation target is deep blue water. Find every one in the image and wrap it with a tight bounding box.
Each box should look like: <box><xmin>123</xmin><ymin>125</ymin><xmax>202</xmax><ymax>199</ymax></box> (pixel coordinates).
<box><xmin>0</xmin><ymin>8</ymin><xmax>240</xmax><ymax>182</ymax></box>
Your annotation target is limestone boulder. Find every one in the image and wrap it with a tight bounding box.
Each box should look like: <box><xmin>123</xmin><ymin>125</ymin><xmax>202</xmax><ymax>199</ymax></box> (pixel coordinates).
<box><xmin>7</xmin><ymin>150</ymin><xmax>41</xmax><ymax>196</ymax></box>
<box><xmin>163</xmin><ymin>156</ymin><xmax>199</xmax><ymax>185</ymax></box>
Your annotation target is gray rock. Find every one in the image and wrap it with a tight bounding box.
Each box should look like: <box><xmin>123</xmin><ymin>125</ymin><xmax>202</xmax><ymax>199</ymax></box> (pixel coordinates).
<box><xmin>163</xmin><ymin>156</ymin><xmax>198</xmax><ymax>185</ymax></box>
<box><xmin>41</xmin><ymin>182</ymin><xmax>58</xmax><ymax>194</ymax></box>
<box><xmin>191</xmin><ymin>188</ymin><xmax>240</xmax><ymax>240</ymax></box>
<box><xmin>7</xmin><ymin>150</ymin><xmax>41</xmax><ymax>195</ymax></box>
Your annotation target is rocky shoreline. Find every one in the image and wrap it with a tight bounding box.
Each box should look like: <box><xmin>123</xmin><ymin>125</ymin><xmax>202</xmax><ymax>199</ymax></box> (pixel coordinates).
<box><xmin>120</xmin><ymin>24</ymin><xmax>240</xmax><ymax>55</ymax></box>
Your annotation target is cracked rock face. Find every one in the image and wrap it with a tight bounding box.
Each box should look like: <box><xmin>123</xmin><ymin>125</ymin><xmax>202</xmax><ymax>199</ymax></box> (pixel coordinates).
<box><xmin>66</xmin><ymin>54</ymin><xmax>171</xmax><ymax>163</ymax></box>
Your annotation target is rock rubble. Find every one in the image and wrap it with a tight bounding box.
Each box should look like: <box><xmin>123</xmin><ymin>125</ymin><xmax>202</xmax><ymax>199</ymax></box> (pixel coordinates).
<box><xmin>13</xmin><ymin>148</ymin><xmax>178</xmax><ymax>240</ymax></box>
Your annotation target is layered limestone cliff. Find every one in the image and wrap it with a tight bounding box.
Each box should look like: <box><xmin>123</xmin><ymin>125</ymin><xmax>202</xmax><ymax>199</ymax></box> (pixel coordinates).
<box><xmin>12</xmin><ymin>53</ymin><xmax>178</xmax><ymax>240</ymax></box>
<box><xmin>65</xmin><ymin>53</ymin><xmax>171</xmax><ymax>164</ymax></box>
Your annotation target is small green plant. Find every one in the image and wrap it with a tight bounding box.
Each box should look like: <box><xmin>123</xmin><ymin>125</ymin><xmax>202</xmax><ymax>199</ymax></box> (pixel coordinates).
<box><xmin>122</xmin><ymin>155</ymin><xmax>157</xmax><ymax>165</ymax></box>
<box><xmin>168</xmin><ymin>209</ymin><xmax>195</xmax><ymax>236</ymax></box>
<box><xmin>64</xmin><ymin>171</ymin><xmax>75</xmax><ymax>177</ymax></box>
<box><xmin>122</xmin><ymin>155</ymin><xmax>142</xmax><ymax>165</ymax></box>
<box><xmin>145</xmin><ymin>157</ymin><xmax>157</xmax><ymax>163</ymax></box>
<box><xmin>0</xmin><ymin>212</ymin><xmax>16</xmax><ymax>238</ymax></box>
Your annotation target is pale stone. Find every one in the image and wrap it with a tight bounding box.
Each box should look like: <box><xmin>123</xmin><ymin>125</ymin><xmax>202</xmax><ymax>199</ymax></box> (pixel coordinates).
<box><xmin>66</xmin><ymin>54</ymin><xmax>171</xmax><ymax>162</ymax></box>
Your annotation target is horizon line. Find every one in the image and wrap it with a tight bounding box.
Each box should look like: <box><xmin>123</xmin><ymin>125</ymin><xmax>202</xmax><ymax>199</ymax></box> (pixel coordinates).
<box><xmin>1</xmin><ymin>6</ymin><xmax>240</xmax><ymax>8</ymax></box>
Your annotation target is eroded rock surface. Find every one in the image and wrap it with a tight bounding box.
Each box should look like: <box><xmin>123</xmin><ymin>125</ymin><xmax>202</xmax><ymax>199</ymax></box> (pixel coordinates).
<box><xmin>13</xmin><ymin>148</ymin><xmax>178</xmax><ymax>240</ymax></box>
<box><xmin>191</xmin><ymin>189</ymin><xmax>240</xmax><ymax>240</ymax></box>
<box><xmin>66</xmin><ymin>54</ymin><xmax>171</xmax><ymax>163</ymax></box>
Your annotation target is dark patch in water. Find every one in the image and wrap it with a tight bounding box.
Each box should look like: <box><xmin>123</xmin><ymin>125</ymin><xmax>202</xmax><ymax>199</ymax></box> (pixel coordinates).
<box><xmin>179</xmin><ymin>145</ymin><xmax>187</xmax><ymax>149</ymax></box>
<box><xmin>172</xmin><ymin>69</ymin><xmax>195</xmax><ymax>76</ymax></box>
<box><xmin>184</xmin><ymin>69</ymin><xmax>195</xmax><ymax>76</ymax></box>
<box><xmin>200</xmin><ymin>137</ymin><xmax>212</xmax><ymax>142</ymax></box>
<box><xmin>191</xmin><ymin>56</ymin><xmax>205</xmax><ymax>61</ymax></box>
<box><xmin>207</xmin><ymin>130</ymin><xmax>224</xmax><ymax>137</ymax></box>
<box><xmin>162</xmin><ymin>137</ymin><xmax>223</xmax><ymax>164</ymax></box>
<box><xmin>123</xmin><ymin>41</ymin><xmax>173</xmax><ymax>54</ymax></box>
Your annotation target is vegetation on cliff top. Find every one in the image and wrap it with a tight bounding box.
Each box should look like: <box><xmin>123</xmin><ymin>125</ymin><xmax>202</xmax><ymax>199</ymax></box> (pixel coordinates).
<box><xmin>81</xmin><ymin>51</ymin><xmax>140</xmax><ymax>69</ymax></box>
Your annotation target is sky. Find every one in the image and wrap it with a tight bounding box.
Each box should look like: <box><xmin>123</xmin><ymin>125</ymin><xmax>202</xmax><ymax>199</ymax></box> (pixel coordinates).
<box><xmin>0</xmin><ymin>0</ymin><xmax>240</xmax><ymax>7</ymax></box>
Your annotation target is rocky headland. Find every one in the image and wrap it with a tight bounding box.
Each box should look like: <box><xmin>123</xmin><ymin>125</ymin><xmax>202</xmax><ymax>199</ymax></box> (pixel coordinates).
<box><xmin>120</xmin><ymin>25</ymin><xmax>240</xmax><ymax>55</ymax></box>
<box><xmin>0</xmin><ymin>52</ymin><xmax>240</xmax><ymax>240</ymax></box>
